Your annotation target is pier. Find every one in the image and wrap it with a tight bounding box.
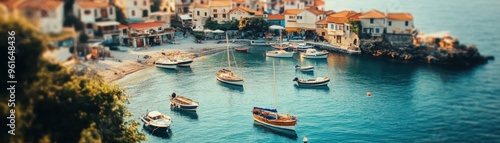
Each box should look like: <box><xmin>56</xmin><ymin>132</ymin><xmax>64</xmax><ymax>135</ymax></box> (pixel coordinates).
<box><xmin>306</xmin><ymin>42</ymin><xmax>361</xmax><ymax>54</ymax></box>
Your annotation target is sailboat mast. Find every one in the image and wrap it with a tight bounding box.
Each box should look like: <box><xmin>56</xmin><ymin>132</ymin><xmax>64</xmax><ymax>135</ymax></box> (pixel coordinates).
<box><xmin>272</xmin><ymin>59</ymin><xmax>277</xmax><ymax>110</ymax></box>
<box><xmin>226</xmin><ymin>33</ymin><xmax>231</xmax><ymax>70</ymax></box>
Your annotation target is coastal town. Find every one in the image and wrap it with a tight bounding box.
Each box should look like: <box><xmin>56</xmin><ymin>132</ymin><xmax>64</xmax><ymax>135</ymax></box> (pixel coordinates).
<box><xmin>1</xmin><ymin>0</ymin><xmax>498</xmax><ymax>142</ymax></box>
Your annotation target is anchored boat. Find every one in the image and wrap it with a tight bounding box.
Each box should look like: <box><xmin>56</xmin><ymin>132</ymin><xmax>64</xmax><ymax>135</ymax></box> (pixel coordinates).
<box><xmin>155</xmin><ymin>58</ymin><xmax>177</xmax><ymax>69</ymax></box>
<box><xmin>216</xmin><ymin>33</ymin><xmax>244</xmax><ymax>86</ymax></box>
<box><xmin>302</xmin><ymin>48</ymin><xmax>328</xmax><ymax>59</ymax></box>
<box><xmin>296</xmin><ymin>43</ymin><xmax>314</xmax><ymax>51</ymax></box>
<box><xmin>175</xmin><ymin>58</ymin><xmax>193</xmax><ymax>67</ymax></box>
<box><xmin>293</xmin><ymin>76</ymin><xmax>330</xmax><ymax>86</ymax></box>
<box><xmin>235</xmin><ymin>47</ymin><xmax>249</xmax><ymax>53</ymax></box>
<box><xmin>140</xmin><ymin>111</ymin><xmax>172</xmax><ymax>132</ymax></box>
<box><xmin>295</xmin><ymin>65</ymin><xmax>314</xmax><ymax>72</ymax></box>
<box><xmin>169</xmin><ymin>93</ymin><xmax>199</xmax><ymax>111</ymax></box>
<box><xmin>266</xmin><ymin>50</ymin><xmax>295</xmax><ymax>58</ymax></box>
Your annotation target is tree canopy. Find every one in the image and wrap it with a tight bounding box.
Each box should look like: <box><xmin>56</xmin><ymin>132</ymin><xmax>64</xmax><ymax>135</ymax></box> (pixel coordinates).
<box><xmin>239</xmin><ymin>17</ymin><xmax>269</xmax><ymax>36</ymax></box>
<box><xmin>204</xmin><ymin>17</ymin><xmax>219</xmax><ymax>30</ymax></box>
<box><xmin>63</xmin><ymin>15</ymin><xmax>84</xmax><ymax>31</ymax></box>
<box><xmin>171</xmin><ymin>14</ymin><xmax>183</xmax><ymax>29</ymax></box>
<box><xmin>0</xmin><ymin>13</ymin><xmax>145</xmax><ymax>143</ymax></box>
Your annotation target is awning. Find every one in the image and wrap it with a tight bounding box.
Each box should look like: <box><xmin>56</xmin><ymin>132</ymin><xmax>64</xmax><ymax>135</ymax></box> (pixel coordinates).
<box><xmin>213</xmin><ymin>29</ymin><xmax>224</xmax><ymax>33</ymax></box>
<box><xmin>285</xmin><ymin>27</ymin><xmax>299</xmax><ymax>32</ymax></box>
<box><xmin>180</xmin><ymin>14</ymin><xmax>192</xmax><ymax>20</ymax></box>
<box><xmin>95</xmin><ymin>21</ymin><xmax>120</xmax><ymax>27</ymax></box>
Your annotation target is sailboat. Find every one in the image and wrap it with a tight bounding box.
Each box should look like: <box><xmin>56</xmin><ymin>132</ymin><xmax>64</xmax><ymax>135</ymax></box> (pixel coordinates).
<box><xmin>216</xmin><ymin>33</ymin><xmax>244</xmax><ymax>86</ymax></box>
<box><xmin>270</xmin><ymin>25</ymin><xmax>291</xmax><ymax>50</ymax></box>
<box><xmin>252</xmin><ymin>59</ymin><xmax>298</xmax><ymax>131</ymax></box>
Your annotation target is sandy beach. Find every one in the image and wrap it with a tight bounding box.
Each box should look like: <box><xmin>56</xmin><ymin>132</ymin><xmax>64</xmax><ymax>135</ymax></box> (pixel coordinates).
<box><xmin>93</xmin><ymin>37</ymin><xmax>247</xmax><ymax>82</ymax></box>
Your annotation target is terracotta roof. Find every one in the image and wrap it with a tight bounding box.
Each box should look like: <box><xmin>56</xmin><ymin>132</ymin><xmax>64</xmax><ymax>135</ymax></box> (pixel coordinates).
<box><xmin>118</xmin><ymin>24</ymin><xmax>127</xmax><ymax>29</ymax></box>
<box><xmin>3</xmin><ymin>0</ymin><xmax>62</xmax><ymax>10</ymax></box>
<box><xmin>128</xmin><ymin>22</ymin><xmax>166</xmax><ymax>29</ymax></box>
<box><xmin>267</xmin><ymin>14</ymin><xmax>284</xmax><ymax>20</ymax></box>
<box><xmin>327</xmin><ymin>16</ymin><xmax>348</xmax><ymax>24</ymax></box>
<box><xmin>254</xmin><ymin>11</ymin><xmax>263</xmax><ymax>16</ymax></box>
<box><xmin>359</xmin><ymin>10</ymin><xmax>385</xmax><ymax>19</ymax></box>
<box><xmin>387</xmin><ymin>13</ymin><xmax>413</xmax><ymax>20</ymax></box>
<box><xmin>211</xmin><ymin>0</ymin><xmax>231</xmax><ymax>7</ymax></box>
<box><xmin>329</xmin><ymin>10</ymin><xmax>361</xmax><ymax>21</ymax></box>
<box><xmin>284</xmin><ymin>0</ymin><xmax>300</xmax><ymax>1</ymax></box>
<box><xmin>284</xmin><ymin>9</ymin><xmax>302</xmax><ymax>15</ymax></box>
<box><xmin>228</xmin><ymin>6</ymin><xmax>253</xmax><ymax>14</ymax></box>
<box><xmin>232</xmin><ymin>0</ymin><xmax>244</xmax><ymax>2</ymax></box>
<box><xmin>306</xmin><ymin>8</ymin><xmax>325</xmax><ymax>16</ymax></box>
<box><xmin>76</xmin><ymin>1</ymin><xmax>109</xmax><ymax>9</ymax></box>
<box><xmin>315</xmin><ymin>18</ymin><xmax>327</xmax><ymax>24</ymax></box>
<box><xmin>314</xmin><ymin>0</ymin><xmax>325</xmax><ymax>6</ymax></box>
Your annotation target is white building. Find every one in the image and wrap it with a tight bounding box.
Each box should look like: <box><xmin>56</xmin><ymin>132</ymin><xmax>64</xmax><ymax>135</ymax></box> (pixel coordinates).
<box><xmin>74</xmin><ymin>1</ymin><xmax>119</xmax><ymax>40</ymax></box>
<box><xmin>175</xmin><ymin>0</ymin><xmax>193</xmax><ymax>14</ymax></box>
<box><xmin>359</xmin><ymin>10</ymin><xmax>385</xmax><ymax>37</ymax></box>
<box><xmin>386</xmin><ymin>13</ymin><xmax>413</xmax><ymax>34</ymax></box>
<box><xmin>114</xmin><ymin>0</ymin><xmax>151</xmax><ymax>21</ymax></box>
<box><xmin>192</xmin><ymin>0</ymin><xmax>231</xmax><ymax>27</ymax></box>
<box><xmin>284</xmin><ymin>0</ymin><xmax>305</xmax><ymax>10</ymax></box>
<box><xmin>284</xmin><ymin>8</ymin><xmax>325</xmax><ymax>35</ymax></box>
<box><xmin>3</xmin><ymin>0</ymin><xmax>64</xmax><ymax>34</ymax></box>
<box><xmin>228</xmin><ymin>6</ymin><xmax>263</xmax><ymax>21</ymax></box>
<box><xmin>325</xmin><ymin>10</ymin><xmax>361</xmax><ymax>47</ymax></box>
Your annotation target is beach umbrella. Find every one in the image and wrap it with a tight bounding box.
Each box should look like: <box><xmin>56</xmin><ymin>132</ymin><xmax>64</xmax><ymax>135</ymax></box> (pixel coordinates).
<box><xmin>204</xmin><ymin>29</ymin><xmax>213</xmax><ymax>33</ymax></box>
<box><xmin>213</xmin><ymin>29</ymin><xmax>224</xmax><ymax>33</ymax></box>
<box><xmin>193</xmin><ymin>28</ymin><xmax>203</xmax><ymax>32</ymax></box>
<box><xmin>269</xmin><ymin>25</ymin><xmax>285</xmax><ymax>30</ymax></box>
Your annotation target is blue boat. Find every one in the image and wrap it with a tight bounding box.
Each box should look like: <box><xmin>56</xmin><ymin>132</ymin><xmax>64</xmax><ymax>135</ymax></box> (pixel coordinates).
<box><xmin>169</xmin><ymin>93</ymin><xmax>199</xmax><ymax>111</ymax></box>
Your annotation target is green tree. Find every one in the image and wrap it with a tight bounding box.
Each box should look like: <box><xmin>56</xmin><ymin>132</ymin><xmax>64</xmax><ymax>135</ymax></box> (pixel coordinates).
<box><xmin>63</xmin><ymin>15</ymin><xmax>84</xmax><ymax>31</ymax></box>
<box><xmin>239</xmin><ymin>17</ymin><xmax>269</xmax><ymax>36</ymax></box>
<box><xmin>0</xmin><ymin>13</ymin><xmax>146</xmax><ymax>143</ymax></box>
<box><xmin>115</xmin><ymin>7</ymin><xmax>128</xmax><ymax>24</ymax></box>
<box><xmin>204</xmin><ymin>17</ymin><xmax>219</xmax><ymax>30</ymax></box>
<box><xmin>349</xmin><ymin>19</ymin><xmax>370</xmax><ymax>39</ymax></box>
<box><xmin>150</xmin><ymin>0</ymin><xmax>161</xmax><ymax>12</ymax></box>
<box><xmin>194</xmin><ymin>33</ymin><xmax>204</xmax><ymax>40</ymax></box>
<box><xmin>79</xmin><ymin>32</ymin><xmax>89</xmax><ymax>43</ymax></box>
<box><xmin>171</xmin><ymin>14</ymin><xmax>183</xmax><ymax>29</ymax></box>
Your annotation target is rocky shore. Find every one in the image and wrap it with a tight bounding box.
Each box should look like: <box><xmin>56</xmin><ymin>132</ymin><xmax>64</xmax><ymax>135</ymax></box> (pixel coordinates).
<box><xmin>360</xmin><ymin>39</ymin><xmax>494</xmax><ymax>66</ymax></box>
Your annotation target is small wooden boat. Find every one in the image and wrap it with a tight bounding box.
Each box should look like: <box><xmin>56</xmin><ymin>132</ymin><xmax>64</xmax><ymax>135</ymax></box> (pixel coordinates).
<box><xmin>140</xmin><ymin>111</ymin><xmax>172</xmax><ymax>132</ymax></box>
<box><xmin>234</xmin><ymin>47</ymin><xmax>249</xmax><ymax>52</ymax></box>
<box><xmin>252</xmin><ymin>107</ymin><xmax>298</xmax><ymax>130</ymax></box>
<box><xmin>302</xmin><ymin>48</ymin><xmax>328</xmax><ymax>59</ymax></box>
<box><xmin>169</xmin><ymin>93</ymin><xmax>199</xmax><ymax>111</ymax></box>
<box><xmin>175</xmin><ymin>58</ymin><xmax>193</xmax><ymax>67</ymax></box>
<box><xmin>293</xmin><ymin>76</ymin><xmax>330</xmax><ymax>86</ymax></box>
<box><xmin>295</xmin><ymin>65</ymin><xmax>314</xmax><ymax>72</ymax></box>
<box><xmin>266</xmin><ymin>50</ymin><xmax>294</xmax><ymax>58</ymax></box>
<box><xmin>216</xmin><ymin>69</ymin><xmax>244</xmax><ymax>86</ymax></box>
<box><xmin>155</xmin><ymin>58</ymin><xmax>177</xmax><ymax>69</ymax></box>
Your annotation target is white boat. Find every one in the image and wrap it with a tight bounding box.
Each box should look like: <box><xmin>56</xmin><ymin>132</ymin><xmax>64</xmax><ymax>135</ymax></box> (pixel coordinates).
<box><xmin>296</xmin><ymin>43</ymin><xmax>314</xmax><ymax>51</ymax></box>
<box><xmin>302</xmin><ymin>48</ymin><xmax>328</xmax><ymax>59</ymax></box>
<box><xmin>175</xmin><ymin>58</ymin><xmax>193</xmax><ymax>67</ymax></box>
<box><xmin>170</xmin><ymin>93</ymin><xmax>199</xmax><ymax>111</ymax></box>
<box><xmin>155</xmin><ymin>58</ymin><xmax>177</xmax><ymax>69</ymax></box>
<box><xmin>293</xmin><ymin>76</ymin><xmax>330</xmax><ymax>86</ymax></box>
<box><xmin>216</xmin><ymin>34</ymin><xmax>244</xmax><ymax>86</ymax></box>
<box><xmin>250</xmin><ymin>40</ymin><xmax>269</xmax><ymax>46</ymax></box>
<box><xmin>140</xmin><ymin>111</ymin><xmax>172</xmax><ymax>132</ymax></box>
<box><xmin>295</xmin><ymin>65</ymin><xmax>314</xmax><ymax>72</ymax></box>
<box><xmin>347</xmin><ymin>47</ymin><xmax>362</xmax><ymax>54</ymax></box>
<box><xmin>266</xmin><ymin>50</ymin><xmax>295</xmax><ymax>58</ymax></box>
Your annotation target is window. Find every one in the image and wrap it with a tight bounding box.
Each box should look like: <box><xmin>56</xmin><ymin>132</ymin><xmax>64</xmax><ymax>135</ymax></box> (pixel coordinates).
<box><xmin>84</xmin><ymin>10</ymin><xmax>91</xmax><ymax>15</ymax></box>
<box><xmin>41</xmin><ymin>10</ymin><xmax>48</xmax><ymax>17</ymax></box>
<box><xmin>122</xmin><ymin>29</ymin><xmax>127</xmax><ymax>34</ymax></box>
<box><xmin>213</xmin><ymin>9</ymin><xmax>217</xmax><ymax>13</ymax></box>
<box><xmin>197</xmin><ymin>11</ymin><xmax>200</xmax><ymax>16</ymax></box>
<box><xmin>370</xmin><ymin>18</ymin><xmax>374</xmax><ymax>24</ymax></box>
<box><xmin>330</xmin><ymin>24</ymin><xmax>334</xmax><ymax>29</ymax></box>
<box><xmin>132</xmin><ymin>10</ymin><xmax>135</xmax><ymax>16</ymax></box>
<box><xmin>222</xmin><ymin>14</ymin><xmax>226</xmax><ymax>18</ymax></box>
<box><xmin>291</xmin><ymin>2</ymin><xmax>294</xmax><ymax>5</ymax></box>
<box><xmin>164</xmin><ymin>8</ymin><xmax>167</xmax><ymax>12</ymax></box>
<box><xmin>87</xmin><ymin>23</ymin><xmax>93</xmax><ymax>29</ymax></box>
<box><xmin>143</xmin><ymin>0</ymin><xmax>146</xmax><ymax>6</ymax></box>
<box><xmin>375</xmin><ymin>28</ymin><xmax>380</xmax><ymax>33</ymax></box>
<box><xmin>110</xmin><ymin>7</ymin><xmax>113</xmax><ymax>14</ymax></box>
<box><xmin>205</xmin><ymin>12</ymin><xmax>207</xmax><ymax>16</ymax></box>
<box><xmin>289</xmin><ymin>16</ymin><xmax>294</xmax><ymax>19</ymax></box>
<box><xmin>214</xmin><ymin>14</ymin><xmax>218</xmax><ymax>18</ymax></box>
<box><xmin>94</xmin><ymin>9</ymin><xmax>97</xmax><ymax>17</ymax></box>
<box><xmin>157</xmin><ymin>16</ymin><xmax>161</xmax><ymax>21</ymax></box>
<box><xmin>134</xmin><ymin>1</ymin><xmax>137</xmax><ymax>6</ymax></box>
<box><xmin>405</xmin><ymin>21</ymin><xmax>409</xmax><ymax>26</ymax></box>
<box><xmin>388</xmin><ymin>21</ymin><xmax>392</xmax><ymax>26</ymax></box>
<box><xmin>297</xmin><ymin>16</ymin><xmax>302</xmax><ymax>19</ymax></box>
<box><xmin>158</xmin><ymin>27</ymin><xmax>162</xmax><ymax>30</ymax></box>
<box><xmin>143</xmin><ymin>10</ymin><xmax>148</xmax><ymax>17</ymax></box>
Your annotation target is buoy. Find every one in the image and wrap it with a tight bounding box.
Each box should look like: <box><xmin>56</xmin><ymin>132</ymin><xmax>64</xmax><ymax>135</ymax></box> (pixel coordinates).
<box><xmin>367</xmin><ymin>92</ymin><xmax>371</xmax><ymax>97</ymax></box>
<box><xmin>303</xmin><ymin>136</ymin><xmax>308</xmax><ymax>143</ymax></box>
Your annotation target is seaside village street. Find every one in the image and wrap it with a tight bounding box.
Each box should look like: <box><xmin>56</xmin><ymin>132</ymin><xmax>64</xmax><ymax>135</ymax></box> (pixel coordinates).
<box><xmin>2</xmin><ymin>0</ymin><xmax>490</xmax><ymax>80</ymax></box>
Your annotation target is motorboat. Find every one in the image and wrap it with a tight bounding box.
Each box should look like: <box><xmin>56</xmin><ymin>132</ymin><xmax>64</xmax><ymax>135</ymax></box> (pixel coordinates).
<box><xmin>294</xmin><ymin>65</ymin><xmax>314</xmax><ymax>72</ymax></box>
<box><xmin>266</xmin><ymin>50</ymin><xmax>294</xmax><ymax>58</ymax></box>
<box><xmin>169</xmin><ymin>93</ymin><xmax>199</xmax><ymax>111</ymax></box>
<box><xmin>293</xmin><ymin>76</ymin><xmax>330</xmax><ymax>86</ymax></box>
<box><xmin>302</xmin><ymin>48</ymin><xmax>328</xmax><ymax>59</ymax></box>
<box><xmin>216</xmin><ymin>69</ymin><xmax>244</xmax><ymax>86</ymax></box>
<box><xmin>175</xmin><ymin>58</ymin><xmax>193</xmax><ymax>67</ymax></box>
<box><xmin>296</xmin><ymin>43</ymin><xmax>314</xmax><ymax>51</ymax></box>
<box><xmin>155</xmin><ymin>58</ymin><xmax>177</xmax><ymax>69</ymax></box>
<box><xmin>140</xmin><ymin>111</ymin><xmax>172</xmax><ymax>132</ymax></box>
<box><xmin>252</xmin><ymin>107</ymin><xmax>298</xmax><ymax>131</ymax></box>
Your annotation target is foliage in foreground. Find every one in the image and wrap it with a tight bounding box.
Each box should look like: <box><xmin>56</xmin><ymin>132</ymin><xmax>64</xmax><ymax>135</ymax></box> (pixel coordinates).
<box><xmin>0</xmin><ymin>13</ymin><xmax>145</xmax><ymax>143</ymax></box>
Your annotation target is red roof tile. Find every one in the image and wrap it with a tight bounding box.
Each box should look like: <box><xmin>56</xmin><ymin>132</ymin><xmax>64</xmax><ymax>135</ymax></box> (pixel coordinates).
<box><xmin>359</xmin><ymin>10</ymin><xmax>385</xmax><ymax>19</ymax></box>
<box><xmin>267</xmin><ymin>14</ymin><xmax>284</xmax><ymax>20</ymax></box>
<box><xmin>387</xmin><ymin>13</ymin><xmax>413</xmax><ymax>20</ymax></box>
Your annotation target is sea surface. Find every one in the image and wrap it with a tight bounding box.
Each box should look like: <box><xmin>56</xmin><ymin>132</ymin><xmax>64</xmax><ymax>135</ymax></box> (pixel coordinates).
<box><xmin>117</xmin><ymin>0</ymin><xmax>500</xmax><ymax>142</ymax></box>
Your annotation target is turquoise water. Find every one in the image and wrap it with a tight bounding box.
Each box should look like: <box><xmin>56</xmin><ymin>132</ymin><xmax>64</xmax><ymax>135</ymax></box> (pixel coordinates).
<box><xmin>118</xmin><ymin>0</ymin><xmax>500</xmax><ymax>142</ymax></box>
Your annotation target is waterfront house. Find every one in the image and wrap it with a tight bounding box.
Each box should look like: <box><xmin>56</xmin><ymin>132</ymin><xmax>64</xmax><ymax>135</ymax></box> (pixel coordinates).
<box><xmin>228</xmin><ymin>6</ymin><xmax>263</xmax><ymax>21</ymax></box>
<box><xmin>124</xmin><ymin>21</ymin><xmax>175</xmax><ymax>48</ymax></box>
<box><xmin>265</xmin><ymin>14</ymin><xmax>285</xmax><ymax>27</ymax></box>
<box><xmin>386</xmin><ymin>13</ymin><xmax>413</xmax><ymax>34</ymax></box>
<box><xmin>73</xmin><ymin>0</ymin><xmax>120</xmax><ymax>40</ymax></box>
<box><xmin>175</xmin><ymin>0</ymin><xmax>193</xmax><ymax>14</ymax></box>
<box><xmin>325</xmin><ymin>10</ymin><xmax>361</xmax><ymax>48</ymax></box>
<box><xmin>192</xmin><ymin>0</ymin><xmax>231</xmax><ymax>27</ymax></box>
<box><xmin>284</xmin><ymin>8</ymin><xmax>326</xmax><ymax>37</ymax></box>
<box><xmin>359</xmin><ymin>10</ymin><xmax>385</xmax><ymax>37</ymax></box>
<box><xmin>283</xmin><ymin>0</ymin><xmax>305</xmax><ymax>10</ymax></box>
<box><xmin>312</xmin><ymin>0</ymin><xmax>324</xmax><ymax>11</ymax></box>
<box><xmin>2</xmin><ymin>0</ymin><xmax>64</xmax><ymax>34</ymax></box>
<box><xmin>231</xmin><ymin>0</ymin><xmax>268</xmax><ymax>13</ymax></box>
<box><xmin>114</xmin><ymin>0</ymin><xmax>151</xmax><ymax>21</ymax></box>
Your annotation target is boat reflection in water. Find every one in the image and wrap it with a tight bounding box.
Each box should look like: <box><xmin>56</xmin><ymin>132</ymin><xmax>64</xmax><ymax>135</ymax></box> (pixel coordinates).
<box><xmin>217</xmin><ymin>81</ymin><xmax>244</xmax><ymax>93</ymax></box>
<box><xmin>293</xmin><ymin>84</ymin><xmax>331</xmax><ymax>92</ymax></box>
<box><xmin>142</xmin><ymin>124</ymin><xmax>172</xmax><ymax>139</ymax></box>
<box><xmin>170</xmin><ymin>108</ymin><xmax>199</xmax><ymax>120</ymax></box>
<box><xmin>253</xmin><ymin>121</ymin><xmax>298</xmax><ymax>140</ymax></box>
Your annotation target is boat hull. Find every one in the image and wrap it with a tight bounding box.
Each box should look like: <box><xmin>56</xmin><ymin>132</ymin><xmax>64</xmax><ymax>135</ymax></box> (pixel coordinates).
<box><xmin>235</xmin><ymin>48</ymin><xmax>249</xmax><ymax>52</ymax></box>
<box><xmin>266</xmin><ymin>52</ymin><xmax>294</xmax><ymax>58</ymax></box>
<box><xmin>216</xmin><ymin>75</ymin><xmax>244</xmax><ymax>86</ymax></box>
<box><xmin>297</xmin><ymin>67</ymin><xmax>314</xmax><ymax>72</ymax></box>
<box><xmin>252</xmin><ymin>115</ymin><xmax>296</xmax><ymax>131</ymax></box>
<box><xmin>176</xmin><ymin>60</ymin><xmax>193</xmax><ymax>67</ymax></box>
<box><xmin>171</xmin><ymin>102</ymin><xmax>198</xmax><ymax>111</ymax></box>
<box><xmin>155</xmin><ymin>63</ymin><xmax>177</xmax><ymax>69</ymax></box>
<box><xmin>296</xmin><ymin>79</ymin><xmax>330</xmax><ymax>87</ymax></box>
<box><xmin>303</xmin><ymin>54</ymin><xmax>328</xmax><ymax>59</ymax></box>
